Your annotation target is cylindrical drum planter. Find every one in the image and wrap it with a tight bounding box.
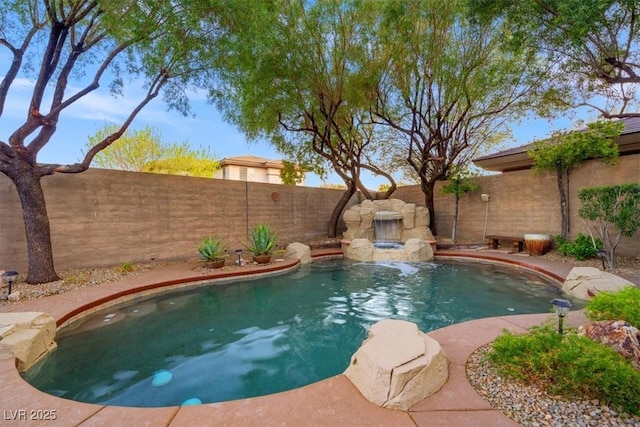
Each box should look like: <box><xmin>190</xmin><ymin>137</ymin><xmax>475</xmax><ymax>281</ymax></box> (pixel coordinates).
<box><xmin>524</xmin><ymin>234</ymin><xmax>554</xmax><ymax>256</ymax></box>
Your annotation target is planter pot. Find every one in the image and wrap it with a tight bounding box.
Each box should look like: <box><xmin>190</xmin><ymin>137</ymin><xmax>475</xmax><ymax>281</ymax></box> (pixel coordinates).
<box><xmin>524</xmin><ymin>234</ymin><xmax>553</xmax><ymax>256</ymax></box>
<box><xmin>205</xmin><ymin>259</ymin><xmax>226</xmax><ymax>269</ymax></box>
<box><xmin>253</xmin><ymin>254</ymin><xmax>272</xmax><ymax>264</ymax></box>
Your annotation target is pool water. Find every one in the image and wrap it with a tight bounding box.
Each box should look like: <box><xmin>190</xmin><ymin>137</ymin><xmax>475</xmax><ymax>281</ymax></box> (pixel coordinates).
<box><xmin>24</xmin><ymin>260</ymin><xmax>571</xmax><ymax>407</ymax></box>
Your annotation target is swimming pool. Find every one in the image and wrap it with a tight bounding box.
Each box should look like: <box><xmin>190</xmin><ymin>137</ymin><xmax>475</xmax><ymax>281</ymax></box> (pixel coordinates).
<box><xmin>23</xmin><ymin>259</ymin><xmax>570</xmax><ymax>407</ymax></box>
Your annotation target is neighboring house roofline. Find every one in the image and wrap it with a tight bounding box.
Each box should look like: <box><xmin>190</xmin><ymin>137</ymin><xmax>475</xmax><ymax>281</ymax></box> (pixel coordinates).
<box><xmin>473</xmin><ymin>117</ymin><xmax>640</xmax><ymax>173</ymax></box>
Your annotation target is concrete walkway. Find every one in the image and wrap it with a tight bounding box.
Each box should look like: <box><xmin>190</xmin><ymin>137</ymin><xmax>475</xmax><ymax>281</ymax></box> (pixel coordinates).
<box><xmin>0</xmin><ymin>250</ymin><xmax>621</xmax><ymax>426</ymax></box>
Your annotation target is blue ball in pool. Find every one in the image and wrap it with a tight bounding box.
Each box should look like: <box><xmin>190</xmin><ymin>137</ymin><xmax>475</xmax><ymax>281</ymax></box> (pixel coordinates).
<box><xmin>150</xmin><ymin>369</ymin><xmax>173</xmax><ymax>387</ymax></box>
<box><xmin>181</xmin><ymin>398</ymin><xmax>202</xmax><ymax>406</ymax></box>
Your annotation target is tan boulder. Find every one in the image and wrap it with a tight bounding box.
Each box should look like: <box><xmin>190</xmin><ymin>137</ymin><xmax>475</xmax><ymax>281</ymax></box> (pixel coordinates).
<box><xmin>284</xmin><ymin>242</ymin><xmax>312</xmax><ymax>264</ymax></box>
<box><xmin>344</xmin><ymin>319</ymin><xmax>449</xmax><ymax>410</ymax></box>
<box><xmin>0</xmin><ymin>312</ymin><xmax>57</xmax><ymax>372</ymax></box>
<box><xmin>562</xmin><ymin>267</ymin><xmax>633</xmax><ymax>299</ymax></box>
<box><xmin>345</xmin><ymin>238</ymin><xmax>374</xmax><ymax>262</ymax></box>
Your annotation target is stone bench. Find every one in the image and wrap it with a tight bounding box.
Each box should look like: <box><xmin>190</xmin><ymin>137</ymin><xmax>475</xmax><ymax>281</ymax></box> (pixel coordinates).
<box><xmin>486</xmin><ymin>234</ymin><xmax>524</xmax><ymax>252</ymax></box>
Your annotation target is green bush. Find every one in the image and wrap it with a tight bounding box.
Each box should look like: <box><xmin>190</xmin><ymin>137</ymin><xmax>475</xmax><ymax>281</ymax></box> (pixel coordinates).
<box><xmin>555</xmin><ymin>232</ymin><xmax>603</xmax><ymax>261</ymax></box>
<box><xmin>489</xmin><ymin>326</ymin><xmax>640</xmax><ymax>415</ymax></box>
<box><xmin>585</xmin><ymin>287</ymin><xmax>640</xmax><ymax>328</ymax></box>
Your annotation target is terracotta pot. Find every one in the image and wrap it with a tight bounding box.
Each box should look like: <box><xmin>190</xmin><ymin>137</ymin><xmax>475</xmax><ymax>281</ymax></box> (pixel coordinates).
<box><xmin>253</xmin><ymin>254</ymin><xmax>272</xmax><ymax>264</ymax></box>
<box><xmin>205</xmin><ymin>259</ymin><xmax>226</xmax><ymax>269</ymax></box>
<box><xmin>524</xmin><ymin>234</ymin><xmax>553</xmax><ymax>256</ymax></box>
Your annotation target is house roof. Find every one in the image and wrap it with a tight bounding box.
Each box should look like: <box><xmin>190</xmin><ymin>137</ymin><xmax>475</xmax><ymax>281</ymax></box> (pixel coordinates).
<box><xmin>219</xmin><ymin>156</ymin><xmax>285</xmax><ymax>169</ymax></box>
<box><xmin>473</xmin><ymin>117</ymin><xmax>640</xmax><ymax>172</ymax></box>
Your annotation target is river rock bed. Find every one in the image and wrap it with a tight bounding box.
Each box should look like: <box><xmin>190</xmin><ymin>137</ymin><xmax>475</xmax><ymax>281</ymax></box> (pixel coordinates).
<box><xmin>466</xmin><ymin>344</ymin><xmax>640</xmax><ymax>427</ymax></box>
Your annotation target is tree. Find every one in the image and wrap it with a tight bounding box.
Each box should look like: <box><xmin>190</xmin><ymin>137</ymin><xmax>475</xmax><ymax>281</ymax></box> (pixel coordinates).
<box><xmin>373</xmin><ymin>0</ymin><xmax>547</xmax><ymax>235</ymax></box>
<box><xmin>470</xmin><ymin>0</ymin><xmax>640</xmax><ymax>118</ymax></box>
<box><xmin>0</xmin><ymin>0</ymin><xmax>222</xmax><ymax>283</ymax></box>
<box><xmin>441</xmin><ymin>172</ymin><xmax>479</xmax><ymax>242</ymax></box>
<box><xmin>88</xmin><ymin>125</ymin><xmax>220</xmax><ymax>178</ymax></box>
<box><xmin>578</xmin><ymin>183</ymin><xmax>640</xmax><ymax>269</ymax></box>
<box><xmin>527</xmin><ymin>120</ymin><xmax>623</xmax><ymax>239</ymax></box>
<box><xmin>214</xmin><ymin>0</ymin><xmax>396</xmax><ymax>237</ymax></box>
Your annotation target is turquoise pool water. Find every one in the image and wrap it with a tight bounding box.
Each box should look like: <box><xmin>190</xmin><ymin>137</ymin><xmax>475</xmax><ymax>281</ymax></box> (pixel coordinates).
<box><xmin>24</xmin><ymin>260</ymin><xmax>570</xmax><ymax>407</ymax></box>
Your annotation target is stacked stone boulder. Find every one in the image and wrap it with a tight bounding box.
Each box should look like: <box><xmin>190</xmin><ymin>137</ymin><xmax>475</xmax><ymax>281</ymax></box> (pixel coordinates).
<box><xmin>344</xmin><ymin>319</ymin><xmax>449</xmax><ymax>410</ymax></box>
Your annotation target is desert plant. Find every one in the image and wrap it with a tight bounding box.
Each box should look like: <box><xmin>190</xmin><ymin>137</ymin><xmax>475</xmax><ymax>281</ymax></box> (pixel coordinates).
<box><xmin>118</xmin><ymin>261</ymin><xmax>134</xmax><ymax>273</ymax></box>
<box><xmin>555</xmin><ymin>232</ymin><xmax>603</xmax><ymax>261</ymax></box>
<box><xmin>585</xmin><ymin>287</ymin><xmax>640</xmax><ymax>328</ymax></box>
<box><xmin>196</xmin><ymin>236</ymin><xmax>228</xmax><ymax>262</ymax></box>
<box><xmin>245</xmin><ymin>224</ymin><xmax>278</xmax><ymax>256</ymax></box>
<box><xmin>489</xmin><ymin>326</ymin><xmax>640</xmax><ymax>416</ymax></box>
<box><xmin>578</xmin><ymin>183</ymin><xmax>640</xmax><ymax>269</ymax></box>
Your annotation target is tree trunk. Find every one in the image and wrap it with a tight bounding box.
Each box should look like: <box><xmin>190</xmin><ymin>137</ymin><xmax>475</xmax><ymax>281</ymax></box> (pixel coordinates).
<box><xmin>451</xmin><ymin>193</ymin><xmax>459</xmax><ymax>242</ymax></box>
<box><xmin>557</xmin><ymin>167</ymin><xmax>569</xmax><ymax>239</ymax></box>
<box><xmin>421</xmin><ymin>179</ymin><xmax>437</xmax><ymax>236</ymax></box>
<box><xmin>328</xmin><ymin>183</ymin><xmax>357</xmax><ymax>238</ymax></box>
<box><xmin>10</xmin><ymin>166</ymin><xmax>60</xmax><ymax>284</ymax></box>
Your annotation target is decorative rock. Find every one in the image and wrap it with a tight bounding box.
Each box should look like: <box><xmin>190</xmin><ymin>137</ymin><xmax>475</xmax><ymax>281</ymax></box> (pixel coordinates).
<box><xmin>344</xmin><ymin>319</ymin><xmax>449</xmax><ymax>410</ymax></box>
<box><xmin>562</xmin><ymin>267</ymin><xmax>633</xmax><ymax>299</ymax></box>
<box><xmin>0</xmin><ymin>312</ymin><xmax>57</xmax><ymax>372</ymax></box>
<box><xmin>403</xmin><ymin>238</ymin><xmax>434</xmax><ymax>261</ymax></box>
<box><xmin>578</xmin><ymin>320</ymin><xmax>640</xmax><ymax>369</ymax></box>
<box><xmin>283</xmin><ymin>242</ymin><xmax>312</xmax><ymax>264</ymax></box>
<box><xmin>345</xmin><ymin>238</ymin><xmax>374</xmax><ymax>262</ymax></box>
<box><xmin>8</xmin><ymin>290</ymin><xmax>21</xmax><ymax>301</ymax></box>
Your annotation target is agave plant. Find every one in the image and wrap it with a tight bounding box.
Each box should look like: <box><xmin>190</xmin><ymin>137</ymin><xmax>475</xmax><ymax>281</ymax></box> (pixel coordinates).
<box><xmin>196</xmin><ymin>235</ymin><xmax>228</xmax><ymax>261</ymax></box>
<box><xmin>245</xmin><ymin>224</ymin><xmax>278</xmax><ymax>256</ymax></box>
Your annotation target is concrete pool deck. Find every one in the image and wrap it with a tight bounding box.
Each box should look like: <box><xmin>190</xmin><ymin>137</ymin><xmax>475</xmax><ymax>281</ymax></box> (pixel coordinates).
<box><xmin>1</xmin><ymin>249</ymin><xmax>635</xmax><ymax>426</ymax></box>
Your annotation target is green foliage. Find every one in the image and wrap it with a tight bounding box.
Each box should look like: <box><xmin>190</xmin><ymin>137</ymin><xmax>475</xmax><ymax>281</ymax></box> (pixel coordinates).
<box><xmin>528</xmin><ymin>120</ymin><xmax>622</xmax><ymax>172</ymax></box>
<box><xmin>585</xmin><ymin>287</ymin><xmax>640</xmax><ymax>328</ymax></box>
<box><xmin>489</xmin><ymin>326</ymin><xmax>640</xmax><ymax>415</ymax></box>
<box><xmin>244</xmin><ymin>224</ymin><xmax>278</xmax><ymax>256</ymax></box>
<box><xmin>555</xmin><ymin>232</ymin><xmax>602</xmax><ymax>260</ymax></box>
<box><xmin>196</xmin><ymin>236</ymin><xmax>228</xmax><ymax>262</ymax></box>
<box><xmin>578</xmin><ymin>183</ymin><xmax>640</xmax><ymax>268</ymax></box>
<box><xmin>441</xmin><ymin>177</ymin><xmax>480</xmax><ymax>198</ymax></box>
<box><xmin>468</xmin><ymin>0</ymin><xmax>640</xmax><ymax>117</ymax></box>
<box><xmin>88</xmin><ymin>125</ymin><xmax>219</xmax><ymax>177</ymax></box>
<box><xmin>118</xmin><ymin>262</ymin><xmax>134</xmax><ymax>273</ymax></box>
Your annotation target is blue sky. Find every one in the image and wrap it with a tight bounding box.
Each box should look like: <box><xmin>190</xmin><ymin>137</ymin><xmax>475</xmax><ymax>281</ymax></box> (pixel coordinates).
<box><xmin>0</xmin><ymin>74</ymin><xmax>599</xmax><ymax>189</ymax></box>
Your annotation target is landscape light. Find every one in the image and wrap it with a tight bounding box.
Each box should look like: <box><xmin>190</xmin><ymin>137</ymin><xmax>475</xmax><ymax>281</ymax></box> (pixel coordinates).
<box><xmin>550</xmin><ymin>298</ymin><xmax>573</xmax><ymax>334</ymax></box>
<box><xmin>2</xmin><ymin>270</ymin><xmax>19</xmax><ymax>296</ymax></box>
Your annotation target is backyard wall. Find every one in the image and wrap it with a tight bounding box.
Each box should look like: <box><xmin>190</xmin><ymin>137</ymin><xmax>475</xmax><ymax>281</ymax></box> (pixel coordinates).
<box><xmin>1</xmin><ymin>153</ymin><xmax>638</xmax><ymax>272</ymax></box>
<box><xmin>395</xmin><ymin>154</ymin><xmax>640</xmax><ymax>256</ymax></box>
<box><xmin>0</xmin><ymin>169</ymin><xmax>363</xmax><ymax>271</ymax></box>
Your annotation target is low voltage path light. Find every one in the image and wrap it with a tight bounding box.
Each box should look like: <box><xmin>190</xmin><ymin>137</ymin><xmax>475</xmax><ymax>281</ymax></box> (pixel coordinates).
<box><xmin>236</xmin><ymin>249</ymin><xmax>243</xmax><ymax>266</ymax></box>
<box><xmin>550</xmin><ymin>298</ymin><xmax>573</xmax><ymax>334</ymax></box>
<box><xmin>2</xmin><ymin>270</ymin><xmax>19</xmax><ymax>296</ymax></box>
<box><xmin>596</xmin><ymin>249</ymin><xmax>608</xmax><ymax>270</ymax></box>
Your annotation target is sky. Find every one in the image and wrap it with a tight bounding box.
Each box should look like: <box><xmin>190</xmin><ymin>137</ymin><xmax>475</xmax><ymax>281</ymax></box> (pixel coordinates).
<box><xmin>0</xmin><ymin>73</ymin><xmax>600</xmax><ymax>189</ymax></box>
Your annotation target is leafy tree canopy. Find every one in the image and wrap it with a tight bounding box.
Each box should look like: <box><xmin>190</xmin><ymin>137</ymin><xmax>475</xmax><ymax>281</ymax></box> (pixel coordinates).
<box><xmin>469</xmin><ymin>0</ymin><xmax>640</xmax><ymax>118</ymax></box>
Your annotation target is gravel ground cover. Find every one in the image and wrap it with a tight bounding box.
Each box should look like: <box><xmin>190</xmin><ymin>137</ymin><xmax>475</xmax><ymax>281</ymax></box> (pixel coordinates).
<box><xmin>467</xmin><ymin>345</ymin><xmax>640</xmax><ymax>427</ymax></box>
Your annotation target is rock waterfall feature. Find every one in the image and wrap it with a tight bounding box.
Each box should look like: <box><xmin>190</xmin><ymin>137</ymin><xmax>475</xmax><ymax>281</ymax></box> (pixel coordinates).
<box><xmin>342</xmin><ymin>199</ymin><xmax>436</xmax><ymax>262</ymax></box>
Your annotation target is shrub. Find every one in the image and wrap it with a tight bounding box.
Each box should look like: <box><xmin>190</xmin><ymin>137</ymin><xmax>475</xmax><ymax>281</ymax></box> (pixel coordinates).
<box><xmin>489</xmin><ymin>326</ymin><xmax>640</xmax><ymax>416</ymax></box>
<box><xmin>118</xmin><ymin>261</ymin><xmax>134</xmax><ymax>273</ymax></box>
<box><xmin>585</xmin><ymin>287</ymin><xmax>640</xmax><ymax>328</ymax></box>
<box><xmin>555</xmin><ymin>232</ymin><xmax>603</xmax><ymax>261</ymax></box>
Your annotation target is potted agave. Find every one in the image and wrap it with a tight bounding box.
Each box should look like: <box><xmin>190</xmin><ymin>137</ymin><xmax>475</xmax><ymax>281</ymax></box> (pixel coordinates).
<box><xmin>196</xmin><ymin>235</ymin><xmax>228</xmax><ymax>268</ymax></box>
<box><xmin>245</xmin><ymin>224</ymin><xmax>278</xmax><ymax>264</ymax></box>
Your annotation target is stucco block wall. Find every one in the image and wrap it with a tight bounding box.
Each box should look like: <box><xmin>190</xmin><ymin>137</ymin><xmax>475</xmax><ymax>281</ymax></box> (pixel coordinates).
<box><xmin>395</xmin><ymin>154</ymin><xmax>639</xmax><ymax>256</ymax></box>
<box><xmin>0</xmin><ymin>169</ymin><xmax>355</xmax><ymax>271</ymax></box>
<box><xmin>1</xmin><ymin>154</ymin><xmax>638</xmax><ymax>272</ymax></box>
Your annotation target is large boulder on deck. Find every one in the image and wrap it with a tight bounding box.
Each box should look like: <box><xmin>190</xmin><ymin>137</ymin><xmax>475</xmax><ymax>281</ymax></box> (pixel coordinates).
<box><xmin>0</xmin><ymin>312</ymin><xmax>57</xmax><ymax>372</ymax></box>
<box><xmin>562</xmin><ymin>267</ymin><xmax>633</xmax><ymax>299</ymax></box>
<box><xmin>344</xmin><ymin>319</ymin><xmax>449</xmax><ymax>410</ymax></box>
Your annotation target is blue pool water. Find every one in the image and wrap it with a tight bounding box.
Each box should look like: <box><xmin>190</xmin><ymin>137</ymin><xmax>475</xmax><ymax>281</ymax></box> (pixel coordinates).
<box><xmin>23</xmin><ymin>260</ymin><xmax>571</xmax><ymax>407</ymax></box>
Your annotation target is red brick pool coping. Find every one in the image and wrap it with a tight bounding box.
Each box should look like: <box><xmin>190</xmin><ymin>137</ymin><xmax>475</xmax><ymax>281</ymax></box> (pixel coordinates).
<box><xmin>1</xmin><ymin>250</ymin><xmax>594</xmax><ymax>426</ymax></box>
